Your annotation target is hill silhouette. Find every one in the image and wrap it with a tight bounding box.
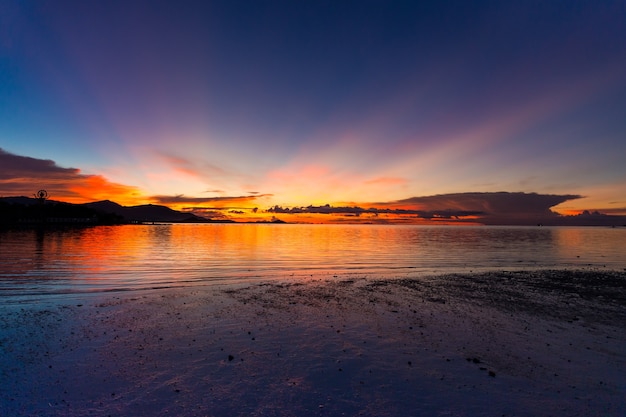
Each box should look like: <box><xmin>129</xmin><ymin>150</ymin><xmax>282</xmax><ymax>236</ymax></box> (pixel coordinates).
<box><xmin>0</xmin><ymin>197</ymin><xmax>233</xmax><ymax>226</ymax></box>
<box><xmin>85</xmin><ymin>200</ymin><xmax>235</xmax><ymax>223</ymax></box>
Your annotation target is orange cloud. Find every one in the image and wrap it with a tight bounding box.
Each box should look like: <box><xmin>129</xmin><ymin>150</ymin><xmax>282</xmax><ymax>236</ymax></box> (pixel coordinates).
<box><xmin>155</xmin><ymin>150</ymin><xmax>230</xmax><ymax>179</ymax></box>
<box><xmin>149</xmin><ymin>193</ymin><xmax>269</xmax><ymax>211</ymax></box>
<box><xmin>0</xmin><ymin>148</ymin><xmax>143</xmax><ymax>205</ymax></box>
<box><xmin>67</xmin><ymin>175</ymin><xmax>143</xmax><ymax>205</ymax></box>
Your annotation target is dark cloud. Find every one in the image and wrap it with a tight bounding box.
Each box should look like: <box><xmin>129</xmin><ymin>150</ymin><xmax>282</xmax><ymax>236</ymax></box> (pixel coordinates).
<box><xmin>267</xmin><ymin>203</ymin><xmax>482</xmax><ymax>220</ymax></box>
<box><xmin>559</xmin><ymin>210</ymin><xmax>626</xmax><ymax>226</ymax></box>
<box><xmin>386</xmin><ymin>192</ymin><xmax>582</xmax><ymax>216</ymax></box>
<box><xmin>590</xmin><ymin>207</ymin><xmax>626</xmax><ymax>215</ymax></box>
<box><xmin>0</xmin><ymin>148</ymin><xmax>139</xmax><ymax>201</ymax></box>
<box><xmin>182</xmin><ymin>206</ymin><xmax>262</xmax><ymax>220</ymax></box>
<box><xmin>181</xmin><ymin>207</ymin><xmax>229</xmax><ymax>220</ymax></box>
<box><xmin>0</xmin><ymin>148</ymin><xmax>79</xmax><ymax>180</ymax></box>
<box><xmin>267</xmin><ymin>192</ymin><xmax>626</xmax><ymax>225</ymax></box>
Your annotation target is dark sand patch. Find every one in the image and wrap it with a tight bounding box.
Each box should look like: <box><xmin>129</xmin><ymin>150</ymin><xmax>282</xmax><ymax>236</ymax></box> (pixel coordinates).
<box><xmin>1</xmin><ymin>270</ymin><xmax>625</xmax><ymax>416</ymax></box>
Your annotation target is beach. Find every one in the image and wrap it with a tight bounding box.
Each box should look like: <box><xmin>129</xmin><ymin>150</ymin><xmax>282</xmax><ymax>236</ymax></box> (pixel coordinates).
<box><xmin>1</xmin><ymin>269</ymin><xmax>625</xmax><ymax>416</ymax></box>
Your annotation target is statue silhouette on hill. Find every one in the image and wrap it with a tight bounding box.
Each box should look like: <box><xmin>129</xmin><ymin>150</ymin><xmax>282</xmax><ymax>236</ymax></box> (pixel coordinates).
<box><xmin>34</xmin><ymin>189</ymin><xmax>48</xmax><ymax>205</ymax></box>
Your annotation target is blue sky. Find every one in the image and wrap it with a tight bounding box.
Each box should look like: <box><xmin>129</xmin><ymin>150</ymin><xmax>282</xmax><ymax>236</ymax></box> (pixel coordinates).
<box><xmin>1</xmin><ymin>0</ymin><xmax>625</xmax><ymax>223</ymax></box>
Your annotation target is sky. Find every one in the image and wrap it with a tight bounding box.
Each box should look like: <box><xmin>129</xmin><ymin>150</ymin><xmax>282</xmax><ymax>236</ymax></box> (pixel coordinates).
<box><xmin>1</xmin><ymin>0</ymin><xmax>625</xmax><ymax>224</ymax></box>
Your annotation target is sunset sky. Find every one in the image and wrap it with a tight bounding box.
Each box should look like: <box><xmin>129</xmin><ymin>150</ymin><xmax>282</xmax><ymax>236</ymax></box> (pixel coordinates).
<box><xmin>1</xmin><ymin>1</ymin><xmax>625</xmax><ymax>224</ymax></box>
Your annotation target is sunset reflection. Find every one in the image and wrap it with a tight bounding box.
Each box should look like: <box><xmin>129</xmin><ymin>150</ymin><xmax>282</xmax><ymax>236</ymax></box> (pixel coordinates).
<box><xmin>2</xmin><ymin>225</ymin><xmax>625</xmax><ymax>299</ymax></box>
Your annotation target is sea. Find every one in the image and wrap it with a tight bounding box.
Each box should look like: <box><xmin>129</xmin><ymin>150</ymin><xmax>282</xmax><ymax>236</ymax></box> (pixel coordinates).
<box><xmin>1</xmin><ymin>224</ymin><xmax>625</xmax><ymax>302</ymax></box>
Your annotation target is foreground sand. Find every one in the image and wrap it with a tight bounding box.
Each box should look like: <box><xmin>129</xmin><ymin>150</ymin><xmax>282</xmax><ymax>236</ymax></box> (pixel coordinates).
<box><xmin>1</xmin><ymin>270</ymin><xmax>625</xmax><ymax>416</ymax></box>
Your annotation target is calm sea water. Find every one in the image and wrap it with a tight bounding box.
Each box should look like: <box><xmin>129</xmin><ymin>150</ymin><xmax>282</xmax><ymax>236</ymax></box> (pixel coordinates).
<box><xmin>1</xmin><ymin>224</ymin><xmax>625</xmax><ymax>300</ymax></box>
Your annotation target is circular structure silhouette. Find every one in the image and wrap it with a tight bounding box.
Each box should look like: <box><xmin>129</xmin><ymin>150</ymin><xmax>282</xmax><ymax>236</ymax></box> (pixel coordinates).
<box><xmin>35</xmin><ymin>190</ymin><xmax>48</xmax><ymax>201</ymax></box>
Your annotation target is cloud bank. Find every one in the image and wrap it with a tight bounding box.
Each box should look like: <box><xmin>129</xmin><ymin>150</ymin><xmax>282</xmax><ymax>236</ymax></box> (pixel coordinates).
<box><xmin>269</xmin><ymin>192</ymin><xmax>626</xmax><ymax>226</ymax></box>
<box><xmin>267</xmin><ymin>204</ymin><xmax>483</xmax><ymax>220</ymax></box>
<box><xmin>0</xmin><ymin>148</ymin><xmax>141</xmax><ymax>204</ymax></box>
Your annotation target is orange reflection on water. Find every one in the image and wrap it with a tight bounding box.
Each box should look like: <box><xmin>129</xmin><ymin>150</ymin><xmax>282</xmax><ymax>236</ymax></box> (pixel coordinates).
<box><xmin>3</xmin><ymin>224</ymin><xmax>626</xmax><ymax>298</ymax></box>
<box><xmin>553</xmin><ymin>227</ymin><xmax>625</xmax><ymax>267</ymax></box>
<box><xmin>52</xmin><ymin>226</ymin><xmax>159</xmax><ymax>282</ymax></box>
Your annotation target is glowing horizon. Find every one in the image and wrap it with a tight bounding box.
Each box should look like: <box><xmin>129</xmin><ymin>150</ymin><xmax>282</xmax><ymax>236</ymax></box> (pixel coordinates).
<box><xmin>1</xmin><ymin>1</ymin><xmax>625</xmax><ymax>224</ymax></box>
<box><xmin>2</xmin><ymin>145</ymin><xmax>624</xmax><ymax>226</ymax></box>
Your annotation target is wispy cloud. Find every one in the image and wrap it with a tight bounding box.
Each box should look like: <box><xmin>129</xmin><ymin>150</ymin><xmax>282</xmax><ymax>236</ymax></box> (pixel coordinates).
<box><xmin>155</xmin><ymin>151</ymin><xmax>229</xmax><ymax>178</ymax></box>
<box><xmin>150</xmin><ymin>194</ymin><xmax>269</xmax><ymax>205</ymax></box>
<box><xmin>364</xmin><ymin>177</ymin><xmax>408</xmax><ymax>186</ymax></box>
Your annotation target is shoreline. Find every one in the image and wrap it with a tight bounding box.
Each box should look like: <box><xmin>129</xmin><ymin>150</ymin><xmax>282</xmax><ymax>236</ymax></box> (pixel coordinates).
<box><xmin>1</xmin><ymin>269</ymin><xmax>625</xmax><ymax>416</ymax></box>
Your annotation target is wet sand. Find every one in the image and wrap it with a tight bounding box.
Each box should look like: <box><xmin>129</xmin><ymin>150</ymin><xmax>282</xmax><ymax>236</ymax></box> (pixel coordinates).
<box><xmin>1</xmin><ymin>270</ymin><xmax>625</xmax><ymax>416</ymax></box>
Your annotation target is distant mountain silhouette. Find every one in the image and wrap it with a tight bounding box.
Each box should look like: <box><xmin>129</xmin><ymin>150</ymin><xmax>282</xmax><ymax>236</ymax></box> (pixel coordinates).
<box><xmin>0</xmin><ymin>197</ymin><xmax>234</xmax><ymax>225</ymax></box>
<box><xmin>1</xmin><ymin>196</ymin><xmax>43</xmax><ymax>206</ymax></box>
<box><xmin>0</xmin><ymin>196</ymin><xmax>122</xmax><ymax>226</ymax></box>
<box><xmin>83</xmin><ymin>199</ymin><xmax>122</xmax><ymax>213</ymax></box>
<box><xmin>84</xmin><ymin>200</ymin><xmax>224</xmax><ymax>223</ymax></box>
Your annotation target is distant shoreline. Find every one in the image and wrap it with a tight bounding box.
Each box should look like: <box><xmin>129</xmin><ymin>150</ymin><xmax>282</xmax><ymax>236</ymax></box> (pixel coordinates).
<box><xmin>3</xmin><ymin>196</ymin><xmax>626</xmax><ymax>227</ymax></box>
